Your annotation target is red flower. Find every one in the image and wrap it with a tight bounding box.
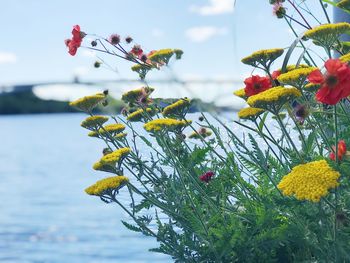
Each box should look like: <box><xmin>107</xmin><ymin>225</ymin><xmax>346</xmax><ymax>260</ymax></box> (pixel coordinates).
<box><xmin>130</xmin><ymin>45</ymin><xmax>143</xmax><ymax>58</ymax></box>
<box><xmin>244</xmin><ymin>75</ymin><xmax>272</xmax><ymax>97</ymax></box>
<box><xmin>199</xmin><ymin>171</ymin><xmax>214</xmax><ymax>183</ymax></box>
<box><xmin>308</xmin><ymin>59</ymin><xmax>350</xmax><ymax>105</ymax></box>
<box><xmin>65</xmin><ymin>25</ymin><xmax>85</xmax><ymax>56</ymax></box>
<box><xmin>330</xmin><ymin>140</ymin><xmax>347</xmax><ymax>161</ymax></box>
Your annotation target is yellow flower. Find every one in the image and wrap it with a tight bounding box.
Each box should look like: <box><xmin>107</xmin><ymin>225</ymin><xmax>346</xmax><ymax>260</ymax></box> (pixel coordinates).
<box><xmin>304</xmin><ymin>23</ymin><xmax>350</xmax><ymax>47</ymax></box>
<box><xmin>81</xmin><ymin>115</ymin><xmax>109</xmax><ymax>130</ymax></box>
<box><xmin>88</xmin><ymin>131</ymin><xmax>99</xmax><ymax>138</ymax></box>
<box><xmin>93</xmin><ymin>161</ymin><xmax>116</xmax><ymax>173</ymax></box>
<box><xmin>277</xmin><ymin>160</ymin><xmax>340</xmax><ymax>202</ymax></box>
<box><xmin>69</xmin><ymin>93</ymin><xmax>106</xmax><ymax>112</ymax></box>
<box><xmin>304</xmin><ymin>83</ymin><xmax>320</xmax><ymax>92</ymax></box>
<box><xmin>122</xmin><ymin>87</ymin><xmax>154</xmax><ymax>104</ymax></box>
<box><xmin>131</xmin><ymin>64</ymin><xmax>152</xmax><ymax>80</ymax></box>
<box><xmin>277</xmin><ymin>67</ymin><xmax>316</xmax><ymax>88</ymax></box>
<box><xmin>241</xmin><ymin>48</ymin><xmax>284</xmax><ymax>68</ymax></box>
<box><xmin>99</xmin><ymin>123</ymin><xmax>126</xmax><ymax>136</ymax></box>
<box><xmin>188</xmin><ymin>129</ymin><xmax>212</xmax><ymax>139</ymax></box>
<box><xmin>127</xmin><ymin>108</ymin><xmax>155</xmax><ymax>122</ymax></box>
<box><xmin>247</xmin><ymin>86</ymin><xmax>301</xmax><ymax>112</ymax></box>
<box><xmin>340</xmin><ymin>52</ymin><xmax>350</xmax><ymax>63</ymax></box>
<box><xmin>99</xmin><ymin>147</ymin><xmax>131</xmax><ymax>167</ymax></box>
<box><xmin>114</xmin><ymin>132</ymin><xmax>127</xmax><ymax>140</ymax></box>
<box><xmin>148</xmin><ymin>49</ymin><xmax>174</xmax><ymax>64</ymax></box>
<box><xmin>233</xmin><ymin>88</ymin><xmax>247</xmax><ymax>100</ymax></box>
<box><xmin>85</xmin><ymin>176</ymin><xmax>129</xmax><ymax>196</ymax></box>
<box><xmin>237</xmin><ymin>107</ymin><xmax>265</xmax><ymax>120</ymax></box>
<box><xmin>144</xmin><ymin>118</ymin><xmax>191</xmax><ymax>132</ymax></box>
<box><xmin>162</xmin><ymin>98</ymin><xmax>191</xmax><ymax>117</ymax></box>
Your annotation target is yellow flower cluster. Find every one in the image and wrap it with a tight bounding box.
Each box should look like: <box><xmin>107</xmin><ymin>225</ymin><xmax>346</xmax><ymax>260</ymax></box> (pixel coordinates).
<box><xmin>241</xmin><ymin>48</ymin><xmax>284</xmax><ymax>67</ymax></box>
<box><xmin>127</xmin><ymin>108</ymin><xmax>155</xmax><ymax>122</ymax></box>
<box><xmin>148</xmin><ymin>49</ymin><xmax>174</xmax><ymax>64</ymax></box>
<box><xmin>304</xmin><ymin>23</ymin><xmax>350</xmax><ymax>47</ymax></box>
<box><xmin>337</xmin><ymin>0</ymin><xmax>350</xmax><ymax>10</ymax></box>
<box><xmin>81</xmin><ymin>115</ymin><xmax>109</xmax><ymax>130</ymax></box>
<box><xmin>233</xmin><ymin>88</ymin><xmax>247</xmax><ymax>99</ymax></box>
<box><xmin>114</xmin><ymin>132</ymin><xmax>127</xmax><ymax>140</ymax></box>
<box><xmin>99</xmin><ymin>147</ymin><xmax>131</xmax><ymax>167</ymax></box>
<box><xmin>188</xmin><ymin>130</ymin><xmax>212</xmax><ymax>139</ymax></box>
<box><xmin>247</xmin><ymin>86</ymin><xmax>301</xmax><ymax>111</ymax></box>
<box><xmin>277</xmin><ymin>160</ymin><xmax>340</xmax><ymax>202</ymax></box>
<box><xmin>162</xmin><ymin>98</ymin><xmax>191</xmax><ymax>117</ymax></box>
<box><xmin>304</xmin><ymin>83</ymin><xmax>320</xmax><ymax>92</ymax></box>
<box><xmin>85</xmin><ymin>176</ymin><xmax>129</xmax><ymax>196</ymax></box>
<box><xmin>121</xmin><ymin>87</ymin><xmax>154</xmax><ymax>104</ymax></box>
<box><xmin>238</xmin><ymin>107</ymin><xmax>265</xmax><ymax>120</ymax></box>
<box><xmin>93</xmin><ymin>161</ymin><xmax>115</xmax><ymax>173</ymax></box>
<box><xmin>340</xmin><ymin>52</ymin><xmax>350</xmax><ymax>63</ymax></box>
<box><xmin>144</xmin><ymin>118</ymin><xmax>190</xmax><ymax>132</ymax></box>
<box><xmin>277</xmin><ymin>67</ymin><xmax>316</xmax><ymax>88</ymax></box>
<box><xmin>99</xmin><ymin>123</ymin><xmax>126</xmax><ymax>136</ymax></box>
<box><xmin>131</xmin><ymin>64</ymin><xmax>152</xmax><ymax>79</ymax></box>
<box><xmin>69</xmin><ymin>93</ymin><xmax>106</xmax><ymax>112</ymax></box>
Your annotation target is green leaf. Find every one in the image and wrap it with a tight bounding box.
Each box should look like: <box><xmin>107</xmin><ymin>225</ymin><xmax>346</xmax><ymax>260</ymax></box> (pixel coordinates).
<box><xmin>121</xmin><ymin>220</ymin><xmax>143</xmax><ymax>233</ymax></box>
<box><xmin>140</xmin><ymin>135</ymin><xmax>153</xmax><ymax>147</ymax></box>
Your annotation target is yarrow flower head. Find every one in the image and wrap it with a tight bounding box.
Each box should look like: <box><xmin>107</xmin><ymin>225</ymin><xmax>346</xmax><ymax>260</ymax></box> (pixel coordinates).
<box><xmin>162</xmin><ymin>98</ymin><xmax>191</xmax><ymax>117</ymax></box>
<box><xmin>99</xmin><ymin>123</ymin><xmax>126</xmax><ymax>136</ymax></box>
<box><xmin>277</xmin><ymin>160</ymin><xmax>340</xmax><ymax>202</ymax></box>
<box><xmin>99</xmin><ymin>147</ymin><xmax>131</xmax><ymax>167</ymax></box>
<box><xmin>81</xmin><ymin>115</ymin><xmax>109</xmax><ymax>130</ymax></box>
<box><xmin>69</xmin><ymin>92</ymin><xmax>106</xmax><ymax>112</ymax></box>
<box><xmin>238</xmin><ymin>107</ymin><xmax>265</xmax><ymax>121</ymax></box>
<box><xmin>122</xmin><ymin>87</ymin><xmax>154</xmax><ymax>105</ymax></box>
<box><xmin>85</xmin><ymin>176</ymin><xmax>129</xmax><ymax>197</ymax></box>
<box><xmin>277</xmin><ymin>67</ymin><xmax>316</xmax><ymax>88</ymax></box>
<box><xmin>247</xmin><ymin>86</ymin><xmax>301</xmax><ymax>112</ymax></box>
<box><xmin>244</xmin><ymin>75</ymin><xmax>272</xmax><ymax>97</ymax></box>
<box><xmin>308</xmin><ymin>59</ymin><xmax>350</xmax><ymax>105</ymax></box>
<box><xmin>241</xmin><ymin>48</ymin><xmax>284</xmax><ymax>68</ymax></box>
<box><xmin>127</xmin><ymin>108</ymin><xmax>156</xmax><ymax>122</ymax></box>
<box><xmin>65</xmin><ymin>25</ymin><xmax>86</xmax><ymax>56</ymax></box>
<box><xmin>188</xmin><ymin>128</ymin><xmax>212</xmax><ymax>139</ymax></box>
<box><xmin>148</xmin><ymin>49</ymin><xmax>175</xmax><ymax>65</ymax></box>
<box><xmin>330</xmin><ymin>140</ymin><xmax>347</xmax><ymax>161</ymax></box>
<box><xmin>304</xmin><ymin>22</ymin><xmax>350</xmax><ymax>47</ymax></box>
<box><xmin>233</xmin><ymin>88</ymin><xmax>248</xmax><ymax>100</ymax></box>
<box><xmin>199</xmin><ymin>171</ymin><xmax>214</xmax><ymax>183</ymax></box>
<box><xmin>144</xmin><ymin>118</ymin><xmax>191</xmax><ymax>133</ymax></box>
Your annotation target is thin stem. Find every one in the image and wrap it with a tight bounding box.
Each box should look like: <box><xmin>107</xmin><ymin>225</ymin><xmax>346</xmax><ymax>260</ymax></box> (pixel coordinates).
<box><xmin>287</xmin><ymin>0</ymin><xmax>312</xmax><ymax>29</ymax></box>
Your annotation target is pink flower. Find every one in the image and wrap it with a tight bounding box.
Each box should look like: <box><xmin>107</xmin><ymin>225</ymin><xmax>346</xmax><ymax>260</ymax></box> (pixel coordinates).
<box><xmin>65</xmin><ymin>25</ymin><xmax>85</xmax><ymax>56</ymax></box>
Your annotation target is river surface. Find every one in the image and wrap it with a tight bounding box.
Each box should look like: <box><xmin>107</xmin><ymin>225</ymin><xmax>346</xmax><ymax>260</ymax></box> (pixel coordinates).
<box><xmin>0</xmin><ymin>113</ymin><xmax>173</xmax><ymax>263</ymax></box>
<box><xmin>0</xmin><ymin>112</ymin><xmax>294</xmax><ymax>263</ymax></box>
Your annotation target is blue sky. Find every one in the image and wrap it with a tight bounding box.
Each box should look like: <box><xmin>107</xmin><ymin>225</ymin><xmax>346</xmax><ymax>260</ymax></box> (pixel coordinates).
<box><xmin>0</xmin><ymin>0</ymin><xmax>332</xmax><ymax>86</ymax></box>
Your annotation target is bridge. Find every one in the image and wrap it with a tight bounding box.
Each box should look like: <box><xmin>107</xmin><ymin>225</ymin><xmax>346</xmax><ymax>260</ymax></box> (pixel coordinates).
<box><xmin>0</xmin><ymin>78</ymin><xmax>245</xmax><ymax>108</ymax></box>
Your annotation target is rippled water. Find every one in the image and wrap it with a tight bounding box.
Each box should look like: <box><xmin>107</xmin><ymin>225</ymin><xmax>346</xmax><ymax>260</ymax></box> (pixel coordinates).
<box><xmin>0</xmin><ymin>114</ymin><xmax>172</xmax><ymax>263</ymax></box>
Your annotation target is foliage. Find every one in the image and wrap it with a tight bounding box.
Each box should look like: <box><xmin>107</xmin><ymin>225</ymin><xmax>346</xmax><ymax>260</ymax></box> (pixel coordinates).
<box><xmin>68</xmin><ymin>2</ymin><xmax>350</xmax><ymax>262</ymax></box>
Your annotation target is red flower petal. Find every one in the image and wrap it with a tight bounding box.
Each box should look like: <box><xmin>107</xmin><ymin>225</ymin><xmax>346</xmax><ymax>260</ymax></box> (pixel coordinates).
<box><xmin>308</xmin><ymin>69</ymin><xmax>324</xmax><ymax>84</ymax></box>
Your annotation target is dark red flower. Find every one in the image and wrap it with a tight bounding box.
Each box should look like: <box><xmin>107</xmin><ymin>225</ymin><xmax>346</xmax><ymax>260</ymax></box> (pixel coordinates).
<box><xmin>65</xmin><ymin>25</ymin><xmax>85</xmax><ymax>56</ymax></box>
<box><xmin>108</xmin><ymin>34</ymin><xmax>121</xmax><ymax>45</ymax></box>
<box><xmin>244</xmin><ymin>75</ymin><xmax>272</xmax><ymax>97</ymax></box>
<box><xmin>330</xmin><ymin>140</ymin><xmax>347</xmax><ymax>161</ymax></box>
<box><xmin>308</xmin><ymin>59</ymin><xmax>350</xmax><ymax>105</ymax></box>
<box><xmin>199</xmin><ymin>171</ymin><xmax>214</xmax><ymax>183</ymax></box>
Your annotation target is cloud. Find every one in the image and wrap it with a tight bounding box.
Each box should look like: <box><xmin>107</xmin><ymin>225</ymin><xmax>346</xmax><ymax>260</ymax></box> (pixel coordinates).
<box><xmin>185</xmin><ymin>26</ymin><xmax>228</xmax><ymax>43</ymax></box>
<box><xmin>0</xmin><ymin>52</ymin><xmax>17</xmax><ymax>64</ymax></box>
<box><xmin>190</xmin><ymin>0</ymin><xmax>235</xmax><ymax>15</ymax></box>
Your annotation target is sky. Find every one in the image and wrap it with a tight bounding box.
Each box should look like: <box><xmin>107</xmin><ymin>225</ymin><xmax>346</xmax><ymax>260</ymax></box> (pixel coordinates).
<box><xmin>0</xmin><ymin>0</ymin><xmax>335</xmax><ymax>104</ymax></box>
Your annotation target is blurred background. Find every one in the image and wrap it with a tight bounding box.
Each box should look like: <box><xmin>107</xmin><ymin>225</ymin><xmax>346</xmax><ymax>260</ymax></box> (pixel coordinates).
<box><xmin>0</xmin><ymin>0</ymin><xmax>334</xmax><ymax>262</ymax></box>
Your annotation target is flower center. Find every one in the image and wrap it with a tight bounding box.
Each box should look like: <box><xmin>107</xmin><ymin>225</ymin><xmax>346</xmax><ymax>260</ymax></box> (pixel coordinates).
<box><xmin>326</xmin><ymin>75</ymin><xmax>338</xmax><ymax>87</ymax></box>
<box><xmin>253</xmin><ymin>83</ymin><xmax>261</xmax><ymax>90</ymax></box>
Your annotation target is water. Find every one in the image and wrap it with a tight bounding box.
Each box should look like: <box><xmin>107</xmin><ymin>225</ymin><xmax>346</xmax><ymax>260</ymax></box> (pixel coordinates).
<box><xmin>0</xmin><ymin>114</ymin><xmax>172</xmax><ymax>263</ymax></box>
